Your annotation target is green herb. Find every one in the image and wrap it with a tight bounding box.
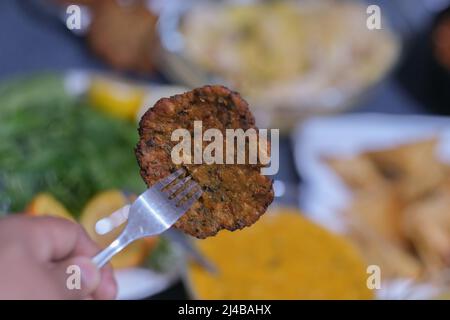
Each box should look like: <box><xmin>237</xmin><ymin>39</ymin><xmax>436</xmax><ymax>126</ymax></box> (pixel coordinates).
<box><xmin>146</xmin><ymin>237</ymin><xmax>179</xmax><ymax>272</ymax></box>
<box><xmin>0</xmin><ymin>74</ymin><xmax>145</xmax><ymax>215</ymax></box>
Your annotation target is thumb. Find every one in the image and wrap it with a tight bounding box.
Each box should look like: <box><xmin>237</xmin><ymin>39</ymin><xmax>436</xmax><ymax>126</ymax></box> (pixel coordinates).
<box><xmin>54</xmin><ymin>256</ymin><xmax>101</xmax><ymax>299</ymax></box>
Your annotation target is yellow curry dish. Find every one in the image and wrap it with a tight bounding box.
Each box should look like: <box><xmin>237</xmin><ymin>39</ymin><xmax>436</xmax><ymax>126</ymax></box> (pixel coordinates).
<box><xmin>186</xmin><ymin>208</ymin><xmax>373</xmax><ymax>300</ymax></box>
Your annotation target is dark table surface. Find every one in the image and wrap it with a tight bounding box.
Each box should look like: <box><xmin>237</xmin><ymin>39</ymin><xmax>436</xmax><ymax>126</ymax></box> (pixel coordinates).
<box><xmin>1</xmin><ymin>0</ymin><xmax>446</xmax><ymax>299</ymax></box>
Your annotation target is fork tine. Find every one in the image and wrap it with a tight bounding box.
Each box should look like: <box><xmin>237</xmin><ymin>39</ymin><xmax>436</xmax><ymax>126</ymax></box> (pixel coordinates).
<box><xmin>172</xmin><ymin>180</ymin><xmax>198</xmax><ymax>204</ymax></box>
<box><xmin>155</xmin><ymin>168</ymin><xmax>185</xmax><ymax>189</ymax></box>
<box><xmin>179</xmin><ymin>187</ymin><xmax>203</xmax><ymax>210</ymax></box>
<box><xmin>165</xmin><ymin>175</ymin><xmax>192</xmax><ymax>196</ymax></box>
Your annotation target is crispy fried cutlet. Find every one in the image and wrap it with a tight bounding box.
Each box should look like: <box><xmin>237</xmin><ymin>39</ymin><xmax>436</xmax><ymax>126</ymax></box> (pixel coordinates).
<box><xmin>135</xmin><ymin>85</ymin><xmax>274</xmax><ymax>238</ymax></box>
<box><xmin>88</xmin><ymin>0</ymin><xmax>158</xmax><ymax>74</ymax></box>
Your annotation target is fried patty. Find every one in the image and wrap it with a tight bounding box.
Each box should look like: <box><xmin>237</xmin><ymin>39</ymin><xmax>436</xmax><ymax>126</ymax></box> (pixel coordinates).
<box><xmin>88</xmin><ymin>0</ymin><xmax>158</xmax><ymax>74</ymax></box>
<box><xmin>135</xmin><ymin>85</ymin><xmax>274</xmax><ymax>238</ymax></box>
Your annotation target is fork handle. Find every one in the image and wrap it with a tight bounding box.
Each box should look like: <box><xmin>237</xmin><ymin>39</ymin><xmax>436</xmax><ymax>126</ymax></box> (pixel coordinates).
<box><xmin>92</xmin><ymin>232</ymin><xmax>134</xmax><ymax>268</ymax></box>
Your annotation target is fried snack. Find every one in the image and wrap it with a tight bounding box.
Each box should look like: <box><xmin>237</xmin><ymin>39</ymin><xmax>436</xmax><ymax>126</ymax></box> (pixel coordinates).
<box><xmin>326</xmin><ymin>138</ymin><xmax>450</xmax><ymax>283</ymax></box>
<box><xmin>88</xmin><ymin>0</ymin><xmax>158</xmax><ymax>74</ymax></box>
<box><xmin>346</xmin><ymin>221</ymin><xmax>422</xmax><ymax>279</ymax></box>
<box><xmin>136</xmin><ymin>85</ymin><xmax>274</xmax><ymax>238</ymax></box>
<box><xmin>366</xmin><ymin>138</ymin><xmax>445</xmax><ymax>200</ymax></box>
<box><xmin>346</xmin><ymin>188</ymin><xmax>406</xmax><ymax>247</ymax></box>
<box><xmin>324</xmin><ymin>155</ymin><xmax>386</xmax><ymax>191</ymax></box>
<box><xmin>402</xmin><ymin>184</ymin><xmax>450</xmax><ymax>274</ymax></box>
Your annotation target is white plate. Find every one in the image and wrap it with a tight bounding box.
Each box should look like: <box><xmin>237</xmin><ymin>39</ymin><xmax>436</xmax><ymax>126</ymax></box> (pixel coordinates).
<box><xmin>115</xmin><ymin>267</ymin><xmax>179</xmax><ymax>300</ymax></box>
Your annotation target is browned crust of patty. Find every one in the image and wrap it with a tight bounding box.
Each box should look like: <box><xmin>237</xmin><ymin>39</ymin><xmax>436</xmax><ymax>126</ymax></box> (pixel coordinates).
<box><xmin>88</xmin><ymin>0</ymin><xmax>158</xmax><ymax>74</ymax></box>
<box><xmin>135</xmin><ymin>85</ymin><xmax>274</xmax><ymax>238</ymax></box>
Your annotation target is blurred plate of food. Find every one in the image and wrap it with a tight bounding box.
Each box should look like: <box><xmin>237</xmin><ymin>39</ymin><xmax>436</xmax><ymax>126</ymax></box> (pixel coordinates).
<box><xmin>0</xmin><ymin>71</ymin><xmax>188</xmax><ymax>299</ymax></box>
<box><xmin>158</xmin><ymin>0</ymin><xmax>401</xmax><ymax>130</ymax></box>
<box><xmin>293</xmin><ymin>113</ymin><xmax>450</xmax><ymax>299</ymax></box>
<box><xmin>24</xmin><ymin>0</ymin><xmax>161</xmax><ymax>75</ymax></box>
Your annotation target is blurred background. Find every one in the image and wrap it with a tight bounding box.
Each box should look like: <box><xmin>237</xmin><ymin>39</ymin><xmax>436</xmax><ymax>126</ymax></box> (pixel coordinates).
<box><xmin>1</xmin><ymin>0</ymin><xmax>450</xmax><ymax>299</ymax></box>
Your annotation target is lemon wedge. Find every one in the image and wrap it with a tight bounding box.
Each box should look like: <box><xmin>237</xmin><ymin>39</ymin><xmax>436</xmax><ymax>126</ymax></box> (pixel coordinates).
<box><xmin>88</xmin><ymin>77</ymin><xmax>146</xmax><ymax>121</ymax></box>
<box><xmin>26</xmin><ymin>193</ymin><xmax>75</xmax><ymax>221</ymax></box>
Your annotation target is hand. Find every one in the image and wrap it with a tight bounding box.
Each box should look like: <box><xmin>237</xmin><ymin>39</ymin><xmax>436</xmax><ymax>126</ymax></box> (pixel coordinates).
<box><xmin>0</xmin><ymin>215</ymin><xmax>117</xmax><ymax>299</ymax></box>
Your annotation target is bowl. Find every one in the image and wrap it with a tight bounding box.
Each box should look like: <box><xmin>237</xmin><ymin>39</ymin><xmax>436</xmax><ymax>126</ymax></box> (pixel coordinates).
<box><xmin>157</xmin><ymin>0</ymin><xmax>401</xmax><ymax>131</ymax></box>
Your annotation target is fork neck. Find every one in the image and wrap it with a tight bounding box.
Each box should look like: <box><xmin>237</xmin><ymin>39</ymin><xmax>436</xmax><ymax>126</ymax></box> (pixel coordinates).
<box><xmin>92</xmin><ymin>232</ymin><xmax>134</xmax><ymax>268</ymax></box>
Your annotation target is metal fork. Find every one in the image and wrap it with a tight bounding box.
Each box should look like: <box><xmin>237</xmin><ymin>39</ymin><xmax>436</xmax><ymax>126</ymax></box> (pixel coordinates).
<box><xmin>92</xmin><ymin>168</ymin><xmax>202</xmax><ymax>268</ymax></box>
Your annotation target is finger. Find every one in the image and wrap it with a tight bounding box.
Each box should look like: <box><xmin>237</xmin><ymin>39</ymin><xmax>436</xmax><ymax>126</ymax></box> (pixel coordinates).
<box><xmin>71</xmin><ymin>226</ymin><xmax>117</xmax><ymax>299</ymax></box>
<box><xmin>67</xmin><ymin>224</ymin><xmax>117</xmax><ymax>299</ymax></box>
<box><xmin>93</xmin><ymin>263</ymin><xmax>118</xmax><ymax>300</ymax></box>
<box><xmin>31</xmin><ymin>217</ymin><xmax>102</xmax><ymax>262</ymax></box>
<box><xmin>72</xmin><ymin>225</ymin><xmax>102</xmax><ymax>257</ymax></box>
<box><xmin>52</xmin><ymin>256</ymin><xmax>101</xmax><ymax>300</ymax></box>
<box><xmin>29</xmin><ymin>217</ymin><xmax>117</xmax><ymax>299</ymax></box>
<box><xmin>14</xmin><ymin>216</ymin><xmax>81</xmax><ymax>262</ymax></box>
